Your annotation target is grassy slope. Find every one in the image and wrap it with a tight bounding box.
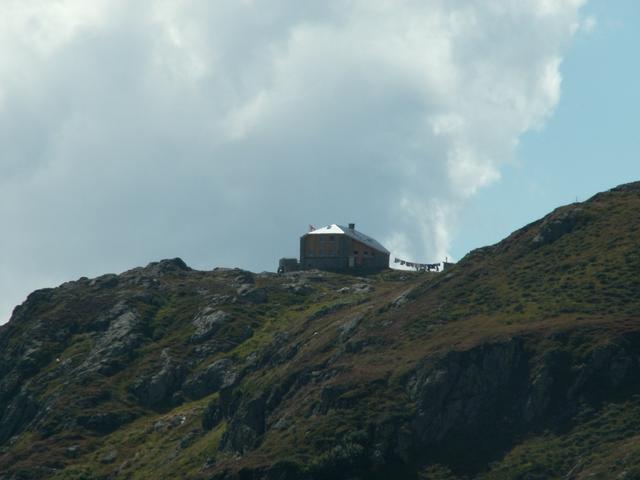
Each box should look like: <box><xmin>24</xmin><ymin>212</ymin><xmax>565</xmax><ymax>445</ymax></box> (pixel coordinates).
<box><xmin>0</xmin><ymin>182</ymin><xmax>639</xmax><ymax>479</ymax></box>
<box><xmin>1</xmin><ymin>266</ymin><xmax>428</xmax><ymax>478</ymax></box>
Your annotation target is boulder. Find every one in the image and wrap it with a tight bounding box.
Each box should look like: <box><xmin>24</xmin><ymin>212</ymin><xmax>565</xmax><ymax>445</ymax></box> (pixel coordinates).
<box><xmin>89</xmin><ymin>274</ymin><xmax>119</xmax><ymax>289</ymax></box>
<box><xmin>77</xmin><ymin>410</ymin><xmax>137</xmax><ymax>434</ymax></box>
<box><xmin>64</xmin><ymin>445</ymin><xmax>80</xmax><ymax>459</ymax></box>
<box><xmin>144</xmin><ymin>258</ymin><xmax>191</xmax><ymax>276</ymax></box>
<box><xmin>220</xmin><ymin>395</ymin><xmax>266</xmax><ymax>454</ymax></box>
<box><xmin>183</xmin><ymin>359</ymin><xmax>237</xmax><ymax>400</ymax></box>
<box><xmin>130</xmin><ymin>349</ymin><xmax>185</xmax><ymax>407</ymax></box>
<box><xmin>193</xmin><ymin>324</ymin><xmax>253</xmax><ymax>357</ymax></box>
<box><xmin>190</xmin><ymin>309</ymin><xmax>232</xmax><ymax>343</ymax></box>
<box><xmin>233</xmin><ymin>272</ymin><xmax>255</xmax><ymax>285</ymax></box>
<box><xmin>236</xmin><ymin>285</ymin><xmax>268</xmax><ymax>304</ymax></box>
<box><xmin>202</xmin><ymin>396</ymin><xmax>224</xmax><ymax>431</ymax></box>
<box><xmin>338</xmin><ymin>315</ymin><xmax>364</xmax><ymax>343</ymax></box>
<box><xmin>80</xmin><ymin>302</ymin><xmax>143</xmax><ymax>376</ymax></box>
<box><xmin>100</xmin><ymin>449</ymin><xmax>118</xmax><ymax>464</ymax></box>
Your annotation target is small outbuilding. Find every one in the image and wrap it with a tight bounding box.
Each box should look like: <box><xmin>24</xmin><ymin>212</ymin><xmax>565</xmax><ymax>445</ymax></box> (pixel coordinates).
<box><xmin>278</xmin><ymin>257</ymin><xmax>301</xmax><ymax>274</ymax></box>
<box><xmin>299</xmin><ymin>223</ymin><xmax>389</xmax><ymax>273</ymax></box>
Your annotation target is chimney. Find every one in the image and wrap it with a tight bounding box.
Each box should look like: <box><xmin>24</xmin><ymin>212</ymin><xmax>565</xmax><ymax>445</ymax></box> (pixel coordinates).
<box><xmin>348</xmin><ymin>223</ymin><xmax>355</xmax><ymax>230</ymax></box>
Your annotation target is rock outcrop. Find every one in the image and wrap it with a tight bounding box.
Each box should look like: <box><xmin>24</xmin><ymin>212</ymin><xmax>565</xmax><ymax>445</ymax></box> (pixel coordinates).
<box><xmin>2</xmin><ymin>182</ymin><xmax>640</xmax><ymax>479</ymax></box>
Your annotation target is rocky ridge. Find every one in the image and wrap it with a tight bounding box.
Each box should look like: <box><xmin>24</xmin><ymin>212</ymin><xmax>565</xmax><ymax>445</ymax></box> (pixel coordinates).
<box><xmin>1</xmin><ymin>182</ymin><xmax>640</xmax><ymax>479</ymax></box>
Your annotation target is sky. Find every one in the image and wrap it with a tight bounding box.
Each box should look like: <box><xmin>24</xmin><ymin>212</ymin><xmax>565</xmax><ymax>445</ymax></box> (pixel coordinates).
<box><xmin>1</xmin><ymin>0</ymin><xmax>638</xmax><ymax>324</ymax></box>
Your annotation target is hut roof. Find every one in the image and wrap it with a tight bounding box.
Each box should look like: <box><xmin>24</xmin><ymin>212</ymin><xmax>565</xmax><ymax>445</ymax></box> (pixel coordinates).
<box><xmin>307</xmin><ymin>224</ymin><xmax>389</xmax><ymax>254</ymax></box>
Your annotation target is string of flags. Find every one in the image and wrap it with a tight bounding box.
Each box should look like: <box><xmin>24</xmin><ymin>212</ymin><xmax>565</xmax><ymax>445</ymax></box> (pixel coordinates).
<box><xmin>394</xmin><ymin>257</ymin><xmax>441</xmax><ymax>272</ymax></box>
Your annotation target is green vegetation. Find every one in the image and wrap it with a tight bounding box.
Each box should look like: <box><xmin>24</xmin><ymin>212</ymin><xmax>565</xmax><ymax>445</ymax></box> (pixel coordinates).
<box><xmin>1</xmin><ymin>182</ymin><xmax>640</xmax><ymax>479</ymax></box>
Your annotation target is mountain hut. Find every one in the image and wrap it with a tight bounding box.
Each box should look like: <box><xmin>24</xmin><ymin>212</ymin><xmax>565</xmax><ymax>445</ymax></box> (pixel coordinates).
<box><xmin>299</xmin><ymin>223</ymin><xmax>389</xmax><ymax>273</ymax></box>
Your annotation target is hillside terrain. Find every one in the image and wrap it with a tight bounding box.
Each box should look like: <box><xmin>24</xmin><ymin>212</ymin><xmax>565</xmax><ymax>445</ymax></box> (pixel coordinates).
<box><xmin>1</xmin><ymin>182</ymin><xmax>640</xmax><ymax>479</ymax></box>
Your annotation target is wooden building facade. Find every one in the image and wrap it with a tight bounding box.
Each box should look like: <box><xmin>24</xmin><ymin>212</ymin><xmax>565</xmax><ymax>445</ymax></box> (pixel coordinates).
<box><xmin>299</xmin><ymin>223</ymin><xmax>389</xmax><ymax>273</ymax></box>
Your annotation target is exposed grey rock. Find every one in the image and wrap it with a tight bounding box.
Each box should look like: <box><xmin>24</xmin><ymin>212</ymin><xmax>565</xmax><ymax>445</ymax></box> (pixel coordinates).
<box><xmin>24</xmin><ymin>288</ymin><xmax>55</xmax><ymax>307</ymax></box>
<box><xmin>343</xmin><ymin>338</ymin><xmax>373</xmax><ymax>354</ymax></box>
<box><xmin>532</xmin><ymin>208</ymin><xmax>586</xmax><ymax>246</ymax></box>
<box><xmin>406</xmin><ymin>335</ymin><xmax>640</xmax><ymax>460</ymax></box>
<box><xmin>390</xmin><ymin>290</ymin><xmax>412</xmax><ymax>309</ymax></box>
<box><xmin>300</xmin><ymin>271</ymin><xmax>327</xmax><ymax>282</ymax></box>
<box><xmin>77</xmin><ymin>410</ymin><xmax>137</xmax><ymax>434</ymax></box>
<box><xmin>65</xmin><ymin>445</ymin><xmax>80</xmax><ymax>458</ymax></box>
<box><xmin>169</xmin><ymin>414</ymin><xmax>187</xmax><ymax>428</ymax></box>
<box><xmin>408</xmin><ymin>339</ymin><xmax>528</xmax><ymax>446</ymax></box>
<box><xmin>120</xmin><ymin>259</ymin><xmax>190</xmax><ymax>287</ymax></box>
<box><xmin>80</xmin><ymin>302</ymin><xmax>143</xmax><ymax>376</ymax></box>
<box><xmin>236</xmin><ymin>285</ymin><xmax>267</xmax><ymax>304</ymax></box>
<box><xmin>16</xmin><ymin>341</ymin><xmax>50</xmax><ymax>376</ymax></box>
<box><xmin>308</xmin><ymin>302</ymin><xmax>351</xmax><ymax>321</ymax></box>
<box><xmin>100</xmin><ymin>449</ymin><xmax>118</xmax><ymax>464</ymax></box>
<box><xmin>338</xmin><ymin>315</ymin><xmax>364</xmax><ymax>343</ymax></box>
<box><xmin>144</xmin><ymin>258</ymin><xmax>191</xmax><ymax>276</ymax></box>
<box><xmin>129</xmin><ymin>349</ymin><xmax>185</xmax><ymax>407</ymax></box>
<box><xmin>233</xmin><ymin>271</ymin><xmax>255</xmax><ymax>285</ymax></box>
<box><xmin>0</xmin><ymin>390</ymin><xmax>38</xmax><ymax>444</ymax></box>
<box><xmin>253</xmin><ymin>332</ymin><xmax>300</xmax><ymax>369</ymax></box>
<box><xmin>206</xmin><ymin>294</ymin><xmax>233</xmax><ymax>306</ymax></box>
<box><xmin>272</xmin><ymin>415</ymin><xmax>292</xmax><ymax>431</ymax></box>
<box><xmin>283</xmin><ymin>282</ymin><xmax>310</xmax><ymax>295</ymax></box>
<box><xmin>202</xmin><ymin>396</ymin><xmax>224</xmax><ymax>431</ymax></box>
<box><xmin>119</xmin><ymin>265</ymin><xmax>163</xmax><ymax>288</ymax></box>
<box><xmin>314</xmin><ymin>385</ymin><xmax>351</xmax><ymax>415</ymax></box>
<box><xmin>190</xmin><ymin>309</ymin><xmax>232</xmax><ymax>343</ymax></box>
<box><xmin>153</xmin><ymin>414</ymin><xmax>187</xmax><ymax>433</ymax></box>
<box><xmin>89</xmin><ymin>274</ymin><xmax>119</xmax><ymax>289</ymax></box>
<box><xmin>153</xmin><ymin>420</ymin><xmax>168</xmax><ymax>432</ymax></box>
<box><xmin>568</xmin><ymin>344</ymin><xmax>636</xmax><ymax>399</ymax></box>
<box><xmin>257</xmin><ymin>272</ymin><xmax>278</xmax><ymax>279</ymax></box>
<box><xmin>202</xmin><ymin>456</ymin><xmax>216</xmax><ymax>469</ymax></box>
<box><xmin>370</xmin><ymin>419</ymin><xmax>414</xmax><ymax>465</ymax></box>
<box><xmin>522</xmin><ymin>352</ymin><xmax>561</xmax><ymax>423</ymax></box>
<box><xmin>223</xmin><ymin>423</ymin><xmax>258</xmax><ymax>454</ymax></box>
<box><xmin>193</xmin><ymin>324</ymin><xmax>253</xmax><ymax>358</ymax></box>
<box><xmin>179</xmin><ymin>430</ymin><xmax>199</xmax><ymax>449</ymax></box>
<box><xmin>183</xmin><ymin>359</ymin><xmax>237</xmax><ymax>400</ymax></box>
<box><xmin>352</xmin><ymin>283</ymin><xmax>374</xmax><ymax>294</ymax></box>
<box><xmin>0</xmin><ymin>372</ymin><xmax>20</xmax><ymax>405</ymax></box>
<box><xmin>193</xmin><ymin>342</ymin><xmax>225</xmax><ymax>358</ymax></box>
<box><xmin>220</xmin><ymin>395</ymin><xmax>266</xmax><ymax>454</ymax></box>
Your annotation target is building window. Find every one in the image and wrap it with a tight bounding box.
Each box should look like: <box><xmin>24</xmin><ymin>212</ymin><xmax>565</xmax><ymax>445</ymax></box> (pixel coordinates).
<box><xmin>353</xmin><ymin>251</ymin><xmax>359</xmax><ymax>255</ymax></box>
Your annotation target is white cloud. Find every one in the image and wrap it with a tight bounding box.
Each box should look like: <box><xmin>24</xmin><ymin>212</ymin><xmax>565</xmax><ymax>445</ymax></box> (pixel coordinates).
<box><xmin>0</xmin><ymin>0</ymin><xmax>588</xmax><ymax>323</ymax></box>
